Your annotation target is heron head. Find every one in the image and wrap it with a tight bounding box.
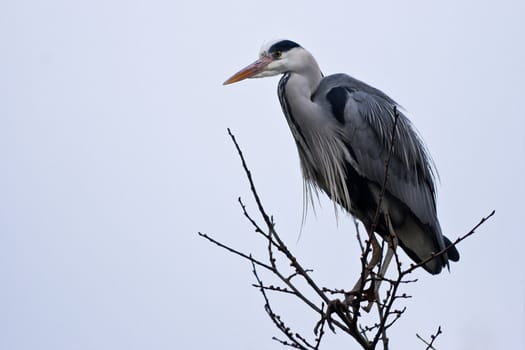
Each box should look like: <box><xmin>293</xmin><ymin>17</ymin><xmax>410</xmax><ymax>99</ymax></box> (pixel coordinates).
<box><xmin>223</xmin><ymin>39</ymin><xmax>309</xmax><ymax>85</ymax></box>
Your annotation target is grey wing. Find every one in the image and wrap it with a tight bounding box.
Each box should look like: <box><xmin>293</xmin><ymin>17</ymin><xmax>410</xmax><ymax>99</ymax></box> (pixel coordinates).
<box><xmin>349</xmin><ymin>91</ymin><xmax>439</xmax><ymax>230</ymax></box>
<box><xmin>317</xmin><ymin>74</ymin><xmax>444</xmax><ymax>247</ymax></box>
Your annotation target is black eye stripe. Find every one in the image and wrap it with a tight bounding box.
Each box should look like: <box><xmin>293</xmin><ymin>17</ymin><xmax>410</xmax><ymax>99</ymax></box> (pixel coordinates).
<box><xmin>268</xmin><ymin>40</ymin><xmax>301</xmax><ymax>54</ymax></box>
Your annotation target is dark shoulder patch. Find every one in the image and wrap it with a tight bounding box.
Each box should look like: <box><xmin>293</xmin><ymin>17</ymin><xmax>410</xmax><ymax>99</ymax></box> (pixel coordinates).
<box><xmin>326</xmin><ymin>87</ymin><xmax>349</xmax><ymax>125</ymax></box>
<box><xmin>268</xmin><ymin>40</ymin><xmax>301</xmax><ymax>54</ymax></box>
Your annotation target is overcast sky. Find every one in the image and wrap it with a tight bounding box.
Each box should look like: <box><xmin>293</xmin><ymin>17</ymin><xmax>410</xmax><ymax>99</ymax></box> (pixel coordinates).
<box><xmin>2</xmin><ymin>1</ymin><xmax>524</xmax><ymax>349</ymax></box>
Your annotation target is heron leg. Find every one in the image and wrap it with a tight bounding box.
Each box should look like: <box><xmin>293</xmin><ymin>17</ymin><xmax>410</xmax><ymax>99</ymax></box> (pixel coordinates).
<box><xmin>376</xmin><ymin>214</ymin><xmax>398</xmax><ymax>284</ymax></box>
<box><xmin>368</xmin><ymin>226</ymin><xmax>382</xmax><ymax>268</ymax></box>
<box><xmin>344</xmin><ymin>225</ymin><xmax>382</xmax><ymax>307</ymax></box>
<box><xmin>363</xmin><ymin>246</ymin><xmax>394</xmax><ymax>312</ymax></box>
<box><xmin>363</xmin><ymin>214</ymin><xmax>398</xmax><ymax>312</ymax></box>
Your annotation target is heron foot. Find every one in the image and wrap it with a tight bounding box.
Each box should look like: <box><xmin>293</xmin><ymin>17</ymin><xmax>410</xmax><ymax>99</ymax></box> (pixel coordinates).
<box><xmin>341</xmin><ymin>275</ymin><xmax>378</xmax><ymax>313</ymax></box>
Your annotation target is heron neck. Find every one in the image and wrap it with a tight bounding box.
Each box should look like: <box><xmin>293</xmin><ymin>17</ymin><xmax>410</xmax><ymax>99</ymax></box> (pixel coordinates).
<box><xmin>288</xmin><ymin>60</ymin><xmax>323</xmax><ymax>97</ymax></box>
<box><xmin>283</xmin><ymin>67</ymin><xmax>323</xmax><ymax>115</ymax></box>
<box><xmin>278</xmin><ymin>53</ymin><xmax>323</xmax><ymax>125</ymax></box>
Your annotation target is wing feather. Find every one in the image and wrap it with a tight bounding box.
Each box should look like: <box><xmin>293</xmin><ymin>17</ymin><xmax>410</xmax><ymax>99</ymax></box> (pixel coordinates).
<box><xmin>316</xmin><ymin>74</ymin><xmax>440</xmax><ymax>234</ymax></box>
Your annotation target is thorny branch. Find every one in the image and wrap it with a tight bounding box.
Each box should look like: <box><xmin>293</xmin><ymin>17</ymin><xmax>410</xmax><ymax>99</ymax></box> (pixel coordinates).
<box><xmin>198</xmin><ymin>122</ymin><xmax>495</xmax><ymax>349</ymax></box>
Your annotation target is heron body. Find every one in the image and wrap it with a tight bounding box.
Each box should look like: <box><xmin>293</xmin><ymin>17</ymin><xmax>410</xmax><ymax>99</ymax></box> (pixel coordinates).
<box><xmin>224</xmin><ymin>40</ymin><xmax>459</xmax><ymax>274</ymax></box>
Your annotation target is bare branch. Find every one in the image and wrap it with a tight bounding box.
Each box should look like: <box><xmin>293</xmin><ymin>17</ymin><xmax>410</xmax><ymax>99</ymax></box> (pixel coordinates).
<box><xmin>198</xmin><ymin>126</ymin><xmax>495</xmax><ymax>350</ymax></box>
<box><xmin>251</xmin><ymin>284</ymin><xmax>297</xmax><ymax>295</ymax></box>
<box><xmin>251</xmin><ymin>259</ymin><xmax>312</xmax><ymax>350</ymax></box>
<box><xmin>228</xmin><ymin>128</ymin><xmax>273</xmax><ymax>227</ymax></box>
<box><xmin>197</xmin><ymin>231</ymin><xmax>273</xmax><ymax>271</ymax></box>
<box><xmin>416</xmin><ymin>326</ymin><xmax>443</xmax><ymax>350</ymax></box>
<box><xmin>371</xmin><ymin>106</ymin><xmax>400</xmax><ymax>235</ymax></box>
<box><xmin>403</xmin><ymin>210</ymin><xmax>496</xmax><ymax>275</ymax></box>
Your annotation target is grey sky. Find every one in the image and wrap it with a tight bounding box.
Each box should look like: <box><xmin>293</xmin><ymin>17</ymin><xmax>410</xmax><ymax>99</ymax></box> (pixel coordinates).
<box><xmin>2</xmin><ymin>0</ymin><xmax>524</xmax><ymax>349</ymax></box>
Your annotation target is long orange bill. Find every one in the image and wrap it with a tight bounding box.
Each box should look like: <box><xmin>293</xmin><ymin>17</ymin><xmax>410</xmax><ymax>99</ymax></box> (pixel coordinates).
<box><xmin>223</xmin><ymin>56</ymin><xmax>273</xmax><ymax>85</ymax></box>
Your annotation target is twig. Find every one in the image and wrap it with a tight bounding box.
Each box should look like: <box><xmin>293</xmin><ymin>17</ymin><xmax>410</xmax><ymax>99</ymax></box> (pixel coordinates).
<box><xmin>371</xmin><ymin>106</ymin><xmax>400</xmax><ymax>235</ymax></box>
<box><xmin>403</xmin><ymin>210</ymin><xmax>496</xmax><ymax>275</ymax></box>
<box><xmin>416</xmin><ymin>326</ymin><xmax>443</xmax><ymax>350</ymax></box>
<box><xmin>197</xmin><ymin>232</ymin><xmax>273</xmax><ymax>271</ymax></box>
<box><xmin>228</xmin><ymin>129</ymin><xmax>332</xmax><ymax>305</ymax></box>
<box><xmin>227</xmin><ymin>128</ymin><xmax>272</xmax><ymax>228</ymax></box>
<box><xmin>354</xmin><ymin>218</ymin><xmax>365</xmax><ymax>253</ymax></box>
<box><xmin>251</xmin><ymin>259</ymin><xmax>309</xmax><ymax>350</ymax></box>
<box><xmin>251</xmin><ymin>284</ymin><xmax>297</xmax><ymax>295</ymax></box>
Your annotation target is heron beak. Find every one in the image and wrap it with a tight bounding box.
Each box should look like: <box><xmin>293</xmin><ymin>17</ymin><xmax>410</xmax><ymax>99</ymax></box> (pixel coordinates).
<box><xmin>223</xmin><ymin>56</ymin><xmax>273</xmax><ymax>85</ymax></box>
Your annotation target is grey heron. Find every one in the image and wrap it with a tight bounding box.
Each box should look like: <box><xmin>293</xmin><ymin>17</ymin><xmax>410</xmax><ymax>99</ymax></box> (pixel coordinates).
<box><xmin>223</xmin><ymin>40</ymin><xmax>459</xmax><ymax>276</ymax></box>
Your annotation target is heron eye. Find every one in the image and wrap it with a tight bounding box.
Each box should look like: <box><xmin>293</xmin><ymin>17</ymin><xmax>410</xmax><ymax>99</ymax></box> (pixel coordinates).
<box><xmin>273</xmin><ymin>51</ymin><xmax>282</xmax><ymax>59</ymax></box>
